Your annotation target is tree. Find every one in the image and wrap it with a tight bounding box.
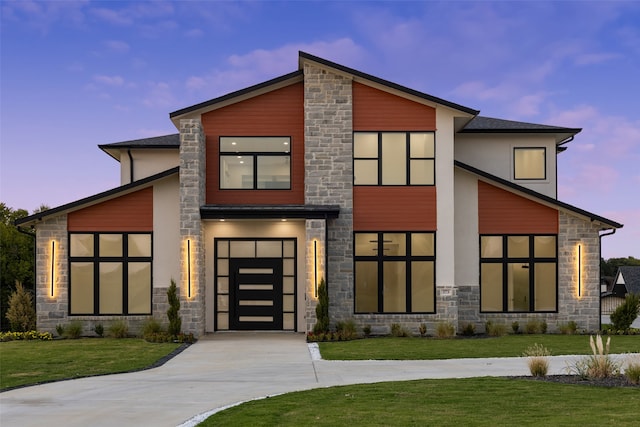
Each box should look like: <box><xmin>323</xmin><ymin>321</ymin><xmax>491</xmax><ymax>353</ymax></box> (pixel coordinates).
<box><xmin>5</xmin><ymin>282</ymin><xmax>36</xmax><ymax>331</ymax></box>
<box><xmin>167</xmin><ymin>279</ymin><xmax>181</xmax><ymax>336</ymax></box>
<box><xmin>1</xmin><ymin>203</ymin><xmax>34</xmax><ymax>331</ymax></box>
<box><xmin>601</xmin><ymin>256</ymin><xmax>640</xmax><ymax>277</ymax></box>
<box><xmin>610</xmin><ymin>293</ymin><xmax>640</xmax><ymax>332</ymax></box>
<box><xmin>313</xmin><ymin>278</ymin><xmax>329</xmax><ymax>334</ymax></box>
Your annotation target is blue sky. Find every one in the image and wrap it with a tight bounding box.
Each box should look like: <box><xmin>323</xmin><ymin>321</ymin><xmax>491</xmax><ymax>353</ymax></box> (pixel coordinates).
<box><xmin>1</xmin><ymin>1</ymin><xmax>638</xmax><ymax>258</ymax></box>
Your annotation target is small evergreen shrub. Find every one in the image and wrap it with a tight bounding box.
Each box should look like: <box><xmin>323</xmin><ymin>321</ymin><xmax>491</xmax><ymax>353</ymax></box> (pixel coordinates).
<box><xmin>461</xmin><ymin>323</ymin><xmax>476</xmax><ymax>336</ymax></box>
<box><xmin>419</xmin><ymin>323</ymin><xmax>427</xmax><ymax>337</ymax></box>
<box><xmin>363</xmin><ymin>324</ymin><xmax>372</xmax><ymax>338</ymax></box>
<box><xmin>511</xmin><ymin>321</ymin><xmax>520</xmax><ymax>334</ymax></box>
<box><xmin>313</xmin><ymin>278</ymin><xmax>329</xmax><ymax>334</ymax></box>
<box><xmin>108</xmin><ymin>320</ymin><xmax>129</xmax><ymax>338</ymax></box>
<box><xmin>523</xmin><ymin>343</ymin><xmax>551</xmax><ymax>377</ymax></box>
<box><xmin>435</xmin><ymin>321</ymin><xmax>455</xmax><ymax>338</ymax></box>
<box><xmin>540</xmin><ymin>320</ymin><xmax>548</xmax><ymax>334</ymax></box>
<box><xmin>167</xmin><ymin>279</ymin><xmax>181</xmax><ymax>337</ymax></box>
<box><xmin>5</xmin><ymin>282</ymin><xmax>36</xmax><ymax>332</ymax></box>
<box><xmin>65</xmin><ymin>320</ymin><xmax>83</xmax><ymax>339</ymax></box>
<box><xmin>94</xmin><ymin>323</ymin><xmax>104</xmax><ymax>337</ymax></box>
<box><xmin>610</xmin><ymin>293</ymin><xmax>640</xmax><ymax>332</ymax></box>
<box><xmin>390</xmin><ymin>323</ymin><xmax>410</xmax><ymax>337</ymax></box>
<box><xmin>55</xmin><ymin>324</ymin><xmax>65</xmax><ymax>337</ymax></box>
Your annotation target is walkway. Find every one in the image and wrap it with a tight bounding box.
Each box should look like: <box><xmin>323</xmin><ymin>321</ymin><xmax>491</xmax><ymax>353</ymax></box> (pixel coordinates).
<box><xmin>0</xmin><ymin>333</ymin><xmax>613</xmax><ymax>427</ymax></box>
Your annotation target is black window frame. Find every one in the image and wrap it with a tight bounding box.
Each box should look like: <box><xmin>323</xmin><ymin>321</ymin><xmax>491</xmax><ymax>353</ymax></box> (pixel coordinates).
<box><xmin>219</xmin><ymin>136</ymin><xmax>292</xmax><ymax>190</ymax></box>
<box><xmin>353</xmin><ymin>131</ymin><xmax>436</xmax><ymax>186</ymax></box>
<box><xmin>354</xmin><ymin>231</ymin><xmax>436</xmax><ymax>314</ymax></box>
<box><xmin>479</xmin><ymin>234</ymin><xmax>558</xmax><ymax>313</ymax></box>
<box><xmin>513</xmin><ymin>146</ymin><xmax>547</xmax><ymax>181</ymax></box>
<box><xmin>68</xmin><ymin>232</ymin><xmax>153</xmax><ymax>316</ymax></box>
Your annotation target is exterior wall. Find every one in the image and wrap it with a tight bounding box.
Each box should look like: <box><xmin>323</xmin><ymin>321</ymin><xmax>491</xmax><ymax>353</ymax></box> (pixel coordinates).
<box><xmin>305</xmin><ymin>219</ymin><xmax>326</xmax><ymax>332</ymax></box>
<box><xmin>120</xmin><ymin>149</ymin><xmax>179</xmax><ymax>184</ymax></box>
<box><xmin>152</xmin><ymin>175</ymin><xmax>180</xmax><ymax>293</ymax></box>
<box><xmin>353</xmin><ymin>186</ymin><xmax>437</xmax><ymax>230</ymax></box>
<box><xmin>304</xmin><ymin>62</ymin><xmax>354</xmax><ymax>328</ymax></box>
<box><xmin>455</xmin><ymin>134</ymin><xmax>557</xmax><ymax>198</ymax></box>
<box><xmin>179</xmin><ymin>119</ymin><xmax>206</xmax><ymax>336</ymax></box>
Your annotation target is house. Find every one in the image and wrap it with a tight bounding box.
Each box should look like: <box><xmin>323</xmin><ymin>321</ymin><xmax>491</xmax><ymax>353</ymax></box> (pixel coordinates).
<box><xmin>601</xmin><ymin>266</ymin><xmax>640</xmax><ymax>318</ymax></box>
<box><xmin>15</xmin><ymin>52</ymin><xmax>623</xmax><ymax>336</ymax></box>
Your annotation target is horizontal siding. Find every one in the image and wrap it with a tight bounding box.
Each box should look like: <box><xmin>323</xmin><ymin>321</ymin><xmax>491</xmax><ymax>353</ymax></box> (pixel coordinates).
<box><xmin>354</xmin><ymin>186</ymin><xmax>437</xmax><ymax>230</ymax></box>
<box><xmin>68</xmin><ymin>187</ymin><xmax>153</xmax><ymax>231</ymax></box>
<box><xmin>203</xmin><ymin>83</ymin><xmax>304</xmax><ymax>205</ymax></box>
<box><xmin>353</xmin><ymin>82</ymin><xmax>436</xmax><ymax>131</ymax></box>
<box><xmin>478</xmin><ymin>181</ymin><xmax>558</xmax><ymax>234</ymax></box>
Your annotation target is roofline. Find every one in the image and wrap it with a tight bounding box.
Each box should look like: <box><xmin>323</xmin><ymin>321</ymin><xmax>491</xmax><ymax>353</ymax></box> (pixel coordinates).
<box><xmin>169</xmin><ymin>70</ymin><xmax>303</xmax><ymax>119</ymax></box>
<box><xmin>200</xmin><ymin>204</ymin><xmax>340</xmax><ymax>220</ymax></box>
<box><xmin>298</xmin><ymin>51</ymin><xmax>480</xmax><ymax>116</ymax></box>
<box><xmin>15</xmin><ymin>167</ymin><xmax>179</xmax><ymax>226</ymax></box>
<box><xmin>459</xmin><ymin>127</ymin><xmax>582</xmax><ymax>135</ymax></box>
<box><xmin>454</xmin><ymin>160</ymin><xmax>623</xmax><ymax>229</ymax></box>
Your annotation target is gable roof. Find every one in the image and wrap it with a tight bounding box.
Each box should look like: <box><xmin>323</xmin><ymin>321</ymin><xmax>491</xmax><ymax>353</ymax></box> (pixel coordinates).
<box><xmin>459</xmin><ymin>116</ymin><xmax>581</xmax><ymax>144</ymax></box>
<box><xmin>15</xmin><ymin>167</ymin><xmax>179</xmax><ymax>227</ymax></box>
<box><xmin>616</xmin><ymin>266</ymin><xmax>640</xmax><ymax>295</ymax></box>
<box><xmin>99</xmin><ymin>134</ymin><xmax>180</xmax><ymax>161</ymax></box>
<box><xmin>455</xmin><ymin>160</ymin><xmax>623</xmax><ymax>230</ymax></box>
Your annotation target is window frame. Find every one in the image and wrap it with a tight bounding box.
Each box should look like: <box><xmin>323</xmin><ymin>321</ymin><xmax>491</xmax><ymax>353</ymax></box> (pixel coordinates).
<box><xmin>219</xmin><ymin>136</ymin><xmax>292</xmax><ymax>190</ymax></box>
<box><xmin>354</xmin><ymin>231</ymin><xmax>436</xmax><ymax>314</ymax></box>
<box><xmin>353</xmin><ymin>131</ymin><xmax>435</xmax><ymax>186</ymax></box>
<box><xmin>513</xmin><ymin>147</ymin><xmax>547</xmax><ymax>181</ymax></box>
<box><xmin>479</xmin><ymin>234</ymin><xmax>558</xmax><ymax>313</ymax></box>
<box><xmin>68</xmin><ymin>232</ymin><xmax>153</xmax><ymax>316</ymax></box>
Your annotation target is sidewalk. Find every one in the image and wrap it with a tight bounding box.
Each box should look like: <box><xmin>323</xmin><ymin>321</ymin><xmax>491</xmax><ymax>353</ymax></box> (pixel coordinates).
<box><xmin>0</xmin><ymin>333</ymin><xmax>623</xmax><ymax>427</ymax></box>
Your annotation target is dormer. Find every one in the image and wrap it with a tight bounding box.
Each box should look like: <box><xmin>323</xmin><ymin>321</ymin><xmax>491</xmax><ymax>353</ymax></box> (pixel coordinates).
<box><xmin>454</xmin><ymin>117</ymin><xmax>581</xmax><ymax>199</ymax></box>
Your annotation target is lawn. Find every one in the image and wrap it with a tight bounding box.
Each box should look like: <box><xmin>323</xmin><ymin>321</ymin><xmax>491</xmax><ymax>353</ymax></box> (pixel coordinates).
<box><xmin>202</xmin><ymin>377</ymin><xmax>640</xmax><ymax>426</ymax></box>
<box><xmin>0</xmin><ymin>338</ymin><xmax>180</xmax><ymax>390</ymax></box>
<box><xmin>318</xmin><ymin>334</ymin><xmax>640</xmax><ymax>360</ymax></box>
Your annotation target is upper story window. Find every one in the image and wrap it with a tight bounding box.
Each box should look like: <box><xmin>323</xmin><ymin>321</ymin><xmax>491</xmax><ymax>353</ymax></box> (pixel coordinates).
<box><xmin>220</xmin><ymin>137</ymin><xmax>291</xmax><ymax>189</ymax></box>
<box><xmin>514</xmin><ymin>147</ymin><xmax>546</xmax><ymax>180</ymax></box>
<box><xmin>354</xmin><ymin>132</ymin><xmax>435</xmax><ymax>186</ymax></box>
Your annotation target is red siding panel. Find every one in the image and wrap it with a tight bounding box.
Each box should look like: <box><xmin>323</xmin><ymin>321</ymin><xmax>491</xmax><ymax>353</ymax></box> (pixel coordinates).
<box><xmin>354</xmin><ymin>187</ymin><xmax>437</xmax><ymax>231</ymax></box>
<box><xmin>478</xmin><ymin>181</ymin><xmax>558</xmax><ymax>234</ymax></box>
<box><xmin>203</xmin><ymin>83</ymin><xmax>304</xmax><ymax>205</ymax></box>
<box><xmin>353</xmin><ymin>82</ymin><xmax>436</xmax><ymax>131</ymax></box>
<box><xmin>68</xmin><ymin>187</ymin><xmax>153</xmax><ymax>231</ymax></box>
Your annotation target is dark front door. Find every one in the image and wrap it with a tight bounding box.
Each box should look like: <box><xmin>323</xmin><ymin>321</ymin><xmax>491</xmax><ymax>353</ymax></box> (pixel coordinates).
<box><xmin>229</xmin><ymin>258</ymin><xmax>283</xmax><ymax>330</ymax></box>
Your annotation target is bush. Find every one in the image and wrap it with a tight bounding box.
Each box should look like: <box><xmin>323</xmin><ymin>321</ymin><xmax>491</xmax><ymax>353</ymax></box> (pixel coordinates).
<box><xmin>485</xmin><ymin>320</ymin><xmax>507</xmax><ymax>337</ymax></box>
<box><xmin>523</xmin><ymin>343</ymin><xmax>551</xmax><ymax>377</ymax></box>
<box><xmin>142</xmin><ymin>317</ymin><xmax>163</xmax><ymax>338</ymax></box>
<box><xmin>390</xmin><ymin>323</ymin><xmax>410</xmax><ymax>337</ymax></box>
<box><xmin>568</xmin><ymin>335</ymin><xmax>620</xmax><ymax>379</ymax></box>
<box><xmin>94</xmin><ymin>323</ymin><xmax>104</xmax><ymax>337</ymax></box>
<box><xmin>511</xmin><ymin>321</ymin><xmax>520</xmax><ymax>334</ymax></box>
<box><xmin>0</xmin><ymin>331</ymin><xmax>53</xmax><ymax>341</ymax></box>
<box><xmin>461</xmin><ymin>323</ymin><xmax>476</xmax><ymax>336</ymax></box>
<box><xmin>64</xmin><ymin>320</ymin><xmax>83</xmax><ymax>339</ymax></box>
<box><xmin>419</xmin><ymin>323</ymin><xmax>428</xmax><ymax>337</ymax></box>
<box><xmin>335</xmin><ymin>319</ymin><xmax>358</xmax><ymax>340</ymax></box>
<box><xmin>363</xmin><ymin>325</ymin><xmax>372</xmax><ymax>338</ymax></box>
<box><xmin>5</xmin><ymin>282</ymin><xmax>36</xmax><ymax>332</ymax></box>
<box><xmin>610</xmin><ymin>293</ymin><xmax>640</xmax><ymax>332</ymax></box>
<box><xmin>313</xmin><ymin>278</ymin><xmax>329</xmax><ymax>334</ymax></box>
<box><xmin>167</xmin><ymin>279</ymin><xmax>181</xmax><ymax>337</ymax></box>
<box><xmin>525</xmin><ymin>320</ymin><xmax>541</xmax><ymax>334</ymax></box>
<box><xmin>624</xmin><ymin>356</ymin><xmax>640</xmax><ymax>385</ymax></box>
<box><xmin>108</xmin><ymin>320</ymin><xmax>129</xmax><ymax>338</ymax></box>
<box><xmin>558</xmin><ymin>321</ymin><xmax>578</xmax><ymax>335</ymax></box>
<box><xmin>56</xmin><ymin>324</ymin><xmax>65</xmax><ymax>337</ymax></box>
<box><xmin>435</xmin><ymin>321</ymin><xmax>455</xmax><ymax>338</ymax></box>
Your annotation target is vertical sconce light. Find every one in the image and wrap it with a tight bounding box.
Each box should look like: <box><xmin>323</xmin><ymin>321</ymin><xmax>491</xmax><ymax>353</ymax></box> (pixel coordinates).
<box><xmin>314</xmin><ymin>240</ymin><xmax>318</xmax><ymax>298</ymax></box>
<box><xmin>187</xmin><ymin>239</ymin><xmax>192</xmax><ymax>298</ymax></box>
<box><xmin>50</xmin><ymin>241</ymin><xmax>55</xmax><ymax>297</ymax></box>
<box><xmin>578</xmin><ymin>244</ymin><xmax>582</xmax><ymax>297</ymax></box>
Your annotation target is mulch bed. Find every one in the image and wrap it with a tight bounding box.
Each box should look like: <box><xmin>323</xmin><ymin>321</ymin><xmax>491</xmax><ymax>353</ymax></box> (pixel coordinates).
<box><xmin>512</xmin><ymin>375</ymin><xmax>639</xmax><ymax>388</ymax></box>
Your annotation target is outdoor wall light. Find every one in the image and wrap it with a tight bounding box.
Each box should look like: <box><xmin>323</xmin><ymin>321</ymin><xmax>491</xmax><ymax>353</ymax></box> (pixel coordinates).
<box><xmin>187</xmin><ymin>239</ymin><xmax>192</xmax><ymax>298</ymax></box>
<box><xmin>50</xmin><ymin>240</ymin><xmax>55</xmax><ymax>297</ymax></box>
<box><xmin>578</xmin><ymin>244</ymin><xmax>582</xmax><ymax>297</ymax></box>
<box><xmin>314</xmin><ymin>239</ymin><xmax>318</xmax><ymax>298</ymax></box>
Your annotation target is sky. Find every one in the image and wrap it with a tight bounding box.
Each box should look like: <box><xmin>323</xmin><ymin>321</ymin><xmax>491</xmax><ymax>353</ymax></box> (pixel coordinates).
<box><xmin>1</xmin><ymin>0</ymin><xmax>638</xmax><ymax>259</ymax></box>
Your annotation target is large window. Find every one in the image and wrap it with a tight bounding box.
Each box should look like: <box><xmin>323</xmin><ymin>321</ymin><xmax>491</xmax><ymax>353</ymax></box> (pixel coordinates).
<box><xmin>354</xmin><ymin>132</ymin><xmax>435</xmax><ymax>186</ymax></box>
<box><xmin>480</xmin><ymin>235</ymin><xmax>557</xmax><ymax>312</ymax></box>
<box><xmin>69</xmin><ymin>233</ymin><xmax>152</xmax><ymax>315</ymax></box>
<box><xmin>220</xmin><ymin>137</ymin><xmax>291</xmax><ymax>189</ymax></box>
<box><xmin>514</xmin><ymin>147</ymin><xmax>546</xmax><ymax>180</ymax></box>
<box><xmin>355</xmin><ymin>232</ymin><xmax>435</xmax><ymax>313</ymax></box>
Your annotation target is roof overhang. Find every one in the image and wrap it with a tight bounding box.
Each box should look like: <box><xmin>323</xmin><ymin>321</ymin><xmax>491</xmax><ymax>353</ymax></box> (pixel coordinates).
<box><xmin>98</xmin><ymin>134</ymin><xmax>180</xmax><ymax>161</ymax></box>
<box><xmin>200</xmin><ymin>204</ymin><xmax>340</xmax><ymax>220</ymax></box>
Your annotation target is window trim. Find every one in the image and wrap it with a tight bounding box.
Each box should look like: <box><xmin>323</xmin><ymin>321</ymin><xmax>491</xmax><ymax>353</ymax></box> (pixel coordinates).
<box><xmin>219</xmin><ymin>136</ymin><xmax>292</xmax><ymax>190</ymax></box>
<box><xmin>353</xmin><ymin>131</ymin><xmax>436</xmax><ymax>186</ymax></box>
<box><xmin>513</xmin><ymin>147</ymin><xmax>547</xmax><ymax>181</ymax></box>
<box><xmin>479</xmin><ymin>234</ymin><xmax>558</xmax><ymax>313</ymax></box>
<box><xmin>68</xmin><ymin>232</ymin><xmax>153</xmax><ymax>316</ymax></box>
<box><xmin>354</xmin><ymin>231</ymin><xmax>436</xmax><ymax>314</ymax></box>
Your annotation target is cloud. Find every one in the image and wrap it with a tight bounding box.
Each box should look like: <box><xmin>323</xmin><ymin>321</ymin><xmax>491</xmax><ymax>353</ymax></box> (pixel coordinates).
<box><xmin>185</xmin><ymin>28</ymin><xmax>204</xmax><ymax>38</ymax></box>
<box><xmin>142</xmin><ymin>82</ymin><xmax>175</xmax><ymax>109</ymax></box>
<box><xmin>93</xmin><ymin>75</ymin><xmax>124</xmax><ymax>87</ymax></box>
<box><xmin>574</xmin><ymin>52</ymin><xmax>621</xmax><ymax>66</ymax></box>
<box><xmin>104</xmin><ymin>40</ymin><xmax>130</xmax><ymax>53</ymax></box>
<box><xmin>2</xmin><ymin>0</ymin><xmax>87</xmax><ymax>34</ymax></box>
<box><xmin>90</xmin><ymin>7</ymin><xmax>133</xmax><ymax>26</ymax></box>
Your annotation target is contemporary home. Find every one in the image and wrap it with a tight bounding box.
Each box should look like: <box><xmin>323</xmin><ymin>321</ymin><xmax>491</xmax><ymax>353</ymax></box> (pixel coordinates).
<box><xmin>16</xmin><ymin>52</ymin><xmax>623</xmax><ymax>336</ymax></box>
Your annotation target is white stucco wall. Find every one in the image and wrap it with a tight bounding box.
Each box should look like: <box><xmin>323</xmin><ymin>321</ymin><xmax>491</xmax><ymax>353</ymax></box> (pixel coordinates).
<box><xmin>120</xmin><ymin>149</ymin><xmax>179</xmax><ymax>184</ymax></box>
<box><xmin>153</xmin><ymin>175</ymin><xmax>180</xmax><ymax>289</ymax></box>
<box><xmin>454</xmin><ymin>168</ymin><xmax>479</xmax><ymax>286</ymax></box>
<box><xmin>455</xmin><ymin>134</ymin><xmax>557</xmax><ymax>198</ymax></box>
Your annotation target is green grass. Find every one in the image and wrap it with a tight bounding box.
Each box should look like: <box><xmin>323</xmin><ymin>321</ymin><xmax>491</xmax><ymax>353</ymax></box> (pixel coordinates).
<box><xmin>203</xmin><ymin>377</ymin><xmax>640</xmax><ymax>426</ymax></box>
<box><xmin>318</xmin><ymin>334</ymin><xmax>640</xmax><ymax>360</ymax></box>
<box><xmin>0</xmin><ymin>338</ymin><xmax>180</xmax><ymax>390</ymax></box>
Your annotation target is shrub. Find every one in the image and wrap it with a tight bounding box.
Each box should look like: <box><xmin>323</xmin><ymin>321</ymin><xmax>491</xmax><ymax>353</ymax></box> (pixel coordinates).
<box><xmin>0</xmin><ymin>331</ymin><xmax>53</xmax><ymax>341</ymax></box>
<box><xmin>523</xmin><ymin>343</ymin><xmax>551</xmax><ymax>377</ymax></box>
<box><xmin>461</xmin><ymin>323</ymin><xmax>475</xmax><ymax>336</ymax></box>
<box><xmin>568</xmin><ymin>335</ymin><xmax>620</xmax><ymax>379</ymax></box>
<box><xmin>108</xmin><ymin>320</ymin><xmax>129</xmax><ymax>338</ymax></box>
<box><xmin>485</xmin><ymin>321</ymin><xmax>507</xmax><ymax>337</ymax></box>
<box><xmin>511</xmin><ymin>321</ymin><xmax>520</xmax><ymax>334</ymax></box>
<box><xmin>559</xmin><ymin>321</ymin><xmax>578</xmax><ymax>335</ymax></box>
<box><xmin>55</xmin><ymin>324</ymin><xmax>65</xmax><ymax>337</ymax></box>
<box><xmin>335</xmin><ymin>319</ymin><xmax>358</xmax><ymax>340</ymax></box>
<box><xmin>142</xmin><ymin>317</ymin><xmax>163</xmax><ymax>338</ymax></box>
<box><xmin>5</xmin><ymin>282</ymin><xmax>36</xmax><ymax>332</ymax></box>
<box><xmin>610</xmin><ymin>293</ymin><xmax>640</xmax><ymax>332</ymax></box>
<box><xmin>419</xmin><ymin>323</ymin><xmax>427</xmax><ymax>337</ymax></box>
<box><xmin>167</xmin><ymin>279</ymin><xmax>181</xmax><ymax>337</ymax></box>
<box><xmin>525</xmin><ymin>320</ymin><xmax>541</xmax><ymax>334</ymax></box>
<box><xmin>313</xmin><ymin>278</ymin><xmax>329</xmax><ymax>334</ymax></box>
<box><xmin>65</xmin><ymin>320</ymin><xmax>83</xmax><ymax>339</ymax></box>
<box><xmin>94</xmin><ymin>323</ymin><xmax>104</xmax><ymax>337</ymax></box>
<box><xmin>435</xmin><ymin>321</ymin><xmax>455</xmax><ymax>338</ymax></box>
<box><xmin>624</xmin><ymin>356</ymin><xmax>640</xmax><ymax>385</ymax></box>
<box><xmin>540</xmin><ymin>321</ymin><xmax>548</xmax><ymax>334</ymax></box>
<box><xmin>390</xmin><ymin>323</ymin><xmax>410</xmax><ymax>337</ymax></box>
<box><xmin>145</xmin><ymin>332</ymin><xmax>171</xmax><ymax>343</ymax></box>
<box><xmin>363</xmin><ymin>324</ymin><xmax>372</xmax><ymax>338</ymax></box>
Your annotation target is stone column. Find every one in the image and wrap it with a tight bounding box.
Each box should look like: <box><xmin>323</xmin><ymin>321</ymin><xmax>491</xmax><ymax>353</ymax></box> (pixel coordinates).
<box><xmin>305</xmin><ymin>219</ymin><xmax>326</xmax><ymax>332</ymax></box>
<box><xmin>179</xmin><ymin>119</ymin><xmax>206</xmax><ymax>336</ymax></box>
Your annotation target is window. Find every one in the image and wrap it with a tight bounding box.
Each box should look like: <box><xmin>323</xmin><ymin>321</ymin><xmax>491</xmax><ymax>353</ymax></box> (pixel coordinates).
<box><xmin>354</xmin><ymin>132</ymin><xmax>435</xmax><ymax>186</ymax></box>
<box><xmin>69</xmin><ymin>233</ymin><xmax>152</xmax><ymax>315</ymax></box>
<box><xmin>354</xmin><ymin>232</ymin><xmax>435</xmax><ymax>313</ymax></box>
<box><xmin>480</xmin><ymin>235</ymin><xmax>557</xmax><ymax>312</ymax></box>
<box><xmin>220</xmin><ymin>137</ymin><xmax>291</xmax><ymax>189</ymax></box>
<box><xmin>514</xmin><ymin>147</ymin><xmax>546</xmax><ymax>180</ymax></box>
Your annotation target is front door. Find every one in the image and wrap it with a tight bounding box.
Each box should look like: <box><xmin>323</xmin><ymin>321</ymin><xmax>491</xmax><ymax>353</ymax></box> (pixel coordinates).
<box><xmin>229</xmin><ymin>258</ymin><xmax>283</xmax><ymax>330</ymax></box>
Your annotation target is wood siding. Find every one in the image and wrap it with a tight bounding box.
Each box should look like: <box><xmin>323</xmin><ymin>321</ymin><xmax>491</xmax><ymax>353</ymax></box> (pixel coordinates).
<box><xmin>203</xmin><ymin>83</ymin><xmax>304</xmax><ymax>205</ymax></box>
<box><xmin>354</xmin><ymin>187</ymin><xmax>437</xmax><ymax>231</ymax></box>
<box><xmin>478</xmin><ymin>181</ymin><xmax>558</xmax><ymax>234</ymax></box>
<box><xmin>68</xmin><ymin>187</ymin><xmax>153</xmax><ymax>231</ymax></box>
<box><xmin>353</xmin><ymin>82</ymin><xmax>436</xmax><ymax>131</ymax></box>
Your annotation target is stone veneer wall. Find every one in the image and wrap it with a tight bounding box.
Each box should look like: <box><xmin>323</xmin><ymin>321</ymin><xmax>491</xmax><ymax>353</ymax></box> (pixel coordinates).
<box><xmin>305</xmin><ymin>219</ymin><xmax>326</xmax><ymax>331</ymax></box>
<box><xmin>303</xmin><ymin>63</ymin><xmax>354</xmax><ymax>328</ymax></box>
<box><xmin>179</xmin><ymin>119</ymin><xmax>206</xmax><ymax>336</ymax></box>
<box><xmin>458</xmin><ymin>211</ymin><xmax>603</xmax><ymax>333</ymax></box>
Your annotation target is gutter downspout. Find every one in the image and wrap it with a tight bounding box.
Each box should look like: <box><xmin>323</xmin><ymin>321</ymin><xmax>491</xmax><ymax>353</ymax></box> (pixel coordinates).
<box><xmin>17</xmin><ymin>226</ymin><xmax>37</xmax><ymax>313</ymax></box>
<box><xmin>127</xmin><ymin>149</ymin><xmax>134</xmax><ymax>183</ymax></box>
<box><xmin>598</xmin><ymin>228</ymin><xmax>617</xmax><ymax>331</ymax></box>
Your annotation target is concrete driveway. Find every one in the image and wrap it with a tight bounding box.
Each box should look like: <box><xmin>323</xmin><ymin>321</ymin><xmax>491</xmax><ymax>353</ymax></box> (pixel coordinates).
<box><xmin>0</xmin><ymin>332</ymin><xmax>595</xmax><ymax>427</ymax></box>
